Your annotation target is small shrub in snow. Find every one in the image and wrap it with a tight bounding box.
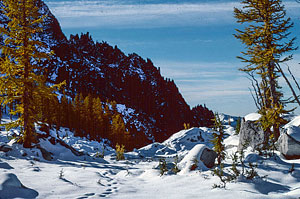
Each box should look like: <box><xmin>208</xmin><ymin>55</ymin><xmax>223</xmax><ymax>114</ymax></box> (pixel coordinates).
<box><xmin>159</xmin><ymin>158</ymin><xmax>168</xmax><ymax>176</ymax></box>
<box><xmin>116</xmin><ymin>144</ymin><xmax>125</xmax><ymax>161</ymax></box>
<box><xmin>245</xmin><ymin>162</ymin><xmax>258</xmax><ymax>180</ymax></box>
<box><xmin>212</xmin><ymin>163</ymin><xmax>226</xmax><ymax>188</ymax></box>
<box><xmin>94</xmin><ymin>147</ymin><xmax>105</xmax><ymax>159</ymax></box>
<box><xmin>228</xmin><ymin>152</ymin><xmax>240</xmax><ymax>180</ymax></box>
<box><xmin>59</xmin><ymin>169</ymin><xmax>64</xmax><ymax>179</ymax></box>
<box><xmin>289</xmin><ymin>163</ymin><xmax>295</xmax><ymax>173</ymax></box>
<box><xmin>172</xmin><ymin>155</ymin><xmax>181</xmax><ymax>174</ymax></box>
<box><xmin>190</xmin><ymin>158</ymin><xmax>199</xmax><ymax>171</ymax></box>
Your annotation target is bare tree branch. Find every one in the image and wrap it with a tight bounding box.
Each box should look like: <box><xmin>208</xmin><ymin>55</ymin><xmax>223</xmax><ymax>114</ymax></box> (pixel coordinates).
<box><xmin>275</xmin><ymin>63</ymin><xmax>300</xmax><ymax>106</ymax></box>
<box><xmin>246</xmin><ymin>71</ymin><xmax>264</xmax><ymax>109</ymax></box>
<box><xmin>286</xmin><ymin>64</ymin><xmax>300</xmax><ymax>93</ymax></box>
<box><xmin>248</xmin><ymin>87</ymin><xmax>260</xmax><ymax>109</ymax></box>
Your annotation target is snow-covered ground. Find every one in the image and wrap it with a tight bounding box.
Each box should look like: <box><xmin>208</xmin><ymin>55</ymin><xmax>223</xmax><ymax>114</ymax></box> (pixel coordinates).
<box><xmin>1</xmin><ymin>116</ymin><xmax>300</xmax><ymax>198</ymax></box>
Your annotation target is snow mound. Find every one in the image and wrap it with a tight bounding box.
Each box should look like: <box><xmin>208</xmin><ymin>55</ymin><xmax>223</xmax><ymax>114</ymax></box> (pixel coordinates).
<box><xmin>49</xmin><ymin>128</ymin><xmax>113</xmax><ymax>158</ymax></box>
<box><xmin>137</xmin><ymin>127</ymin><xmax>214</xmax><ymax>158</ymax></box>
<box><xmin>178</xmin><ymin>144</ymin><xmax>209</xmax><ymax>174</ymax></box>
<box><xmin>244</xmin><ymin>113</ymin><xmax>261</xmax><ymax>121</ymax></box>
<box><xmin>284</xmin><ymin>115</ymin><xmax>300</xmax><ymax>128</ymax></box>
<box><xmin>0</xmin><ymin>173</ymin><xmax>38</xmax><ymax>198</ymax></box>
<box><xmin>281</xmin><ymin>115</ymin><xmax>300</xmax><ymax>143</ymax></box>
<box><xmin>285</xmin><ymin>126</ymin><xmax>300</xmax><ymax>143</ymax></box>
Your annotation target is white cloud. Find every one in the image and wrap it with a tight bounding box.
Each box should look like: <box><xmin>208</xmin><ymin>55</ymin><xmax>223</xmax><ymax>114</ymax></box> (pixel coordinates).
<box><xmin>45</xmin><ymin>1</ymin><xmax>239</xmax><ymax>28</ymax></box>
<box><xmin>153</xmin><ymin>60</ymin><xmax>252</xmax><ymax>109</ymax></box>
<box><xmin>45</xmin><ymin>0</ymin><xmax>300</xmax><ymax>29</ymax></box>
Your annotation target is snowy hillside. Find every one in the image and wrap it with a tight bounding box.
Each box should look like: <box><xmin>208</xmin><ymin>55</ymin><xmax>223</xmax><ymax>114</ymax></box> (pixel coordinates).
<box><xmin>1</xmin><ymin>117</ymin><xmax>300</xmax><ymax>199</ymax></box>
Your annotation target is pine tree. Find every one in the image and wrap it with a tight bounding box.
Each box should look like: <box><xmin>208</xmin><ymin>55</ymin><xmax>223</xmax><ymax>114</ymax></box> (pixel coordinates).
<box><xmin>234</xmin><ymin>0</ymin><xmax>297</xmax><ymax>142</ymax></box>
<box><xmin>211</xmin><ymin>113</ymin><xmax>227</xmax><ymax>166</ymax></box>
<box><xmin>0</xmin><ymin>0</ymin><xmax>63</xmax><ymax>147</ymax></box>
<box><xmin>235</xmin><ymin>117</ymin><xmax>241</xmax><ymax>135</ymax></box>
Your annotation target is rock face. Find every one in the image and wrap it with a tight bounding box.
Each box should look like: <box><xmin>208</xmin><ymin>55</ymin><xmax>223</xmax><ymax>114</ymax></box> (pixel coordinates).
<box><xmin>278</xmin><ymin>126</ymin><xmax>300</xmax><ymax>159</ymax></box>
<box><xmin>0</xmin><ymin>0</ymin><xmax>215</xmax><ymax>148</ymax></box>
<box><xmin>238</xmin><ymin>119</ymin><xmax>266</xmax><ymax>151</ymax></box>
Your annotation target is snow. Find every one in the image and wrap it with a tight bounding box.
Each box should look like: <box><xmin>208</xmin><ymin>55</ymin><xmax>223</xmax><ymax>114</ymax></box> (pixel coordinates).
<box><xmin>244</xmin><ymin>113</ymin><xmax>261</xmax><ymax>121</ymax></box>
<box><xmin>137</xmin><ymin>127</ymin><xmax>213</xmax><ymax>158</ymax></box>
<box><xmin>178</xmin><ymin>144</ymin><xmax>209</xmax><ymax>174</ymax></box>
<box><xmin>0</xmin><ymin>173</ymin><xmax>39</xmax><ymax>198</ymax></box>
<box><xmin>282</xmin><ymin>116</ymin><xmax>300</xmax><ymax>142</ymax></box>
<box><xmin>284</xmin><ymin>115</ymin><xmax>300</xmax><ymax>128</ymax></box>
<box><xmin>1</xmin><ymin>118</ymin><xmax>300</xmax><ymax>198</ymax></box>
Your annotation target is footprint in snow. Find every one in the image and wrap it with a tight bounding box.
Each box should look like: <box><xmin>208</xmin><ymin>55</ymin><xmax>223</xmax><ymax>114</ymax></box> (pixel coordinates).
<box><xmin>76</xmin><ymin>193</ymin><xmax>95</xmax><ymax>199</ymax></box>
<box><xmin>97</xmin><ymin>171</ymin><xmax>119</xmax><ymax>197</ymax></box>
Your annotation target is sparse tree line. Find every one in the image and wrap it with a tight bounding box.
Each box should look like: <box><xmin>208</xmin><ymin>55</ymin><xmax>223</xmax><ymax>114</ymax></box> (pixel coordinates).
<box><xmin>0</xmin><ymin>91</ymin><xmax>151</xmax><ymax>149</ymax></box>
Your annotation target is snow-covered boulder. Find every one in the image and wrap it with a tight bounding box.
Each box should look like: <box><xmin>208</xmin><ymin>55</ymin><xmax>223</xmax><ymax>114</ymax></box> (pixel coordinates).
<box><xmin>137</xmin><ymin>128</ymin><xmax>213</xmax><ymax>158</ymax></box>
<box><xmin>244</xmin><ymin>113</ymin><xmax>261</xmax><ymax>122</ymax></box>
<box><xmin>178</xmin><ymin>144</ymin><xmax>216</xmax><ymax>174</ymax></box>
<box><xmin>279</xmin><ymin>126</ymin><xmax>300</xmax><ymax>159</ymax></box>
<box><xmin>238</xmin><ymin>116</ymin><xmax>266</xmax><ymax>151</ymax></box>
<box><xmin>0</xmin><ymin>173</ymin><xmax>38</xmax><ymax>198</ymax></box>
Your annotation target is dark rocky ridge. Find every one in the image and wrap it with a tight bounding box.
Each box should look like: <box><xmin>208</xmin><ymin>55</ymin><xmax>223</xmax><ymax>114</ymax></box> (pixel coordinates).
<box><xmin>0</xmin><ymin>0</ymin><xmax>214</xmax><ymax>147</ymax></box>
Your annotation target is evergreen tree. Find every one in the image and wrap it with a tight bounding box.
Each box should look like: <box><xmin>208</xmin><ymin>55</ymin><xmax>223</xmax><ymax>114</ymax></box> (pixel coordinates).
<box><xmin>234</xmin><ymin>0</ymin><xmax>297</xmax><ymax>142</ymax></box>
<box><xmin>235</xmin><ymin>117</ymin><xmax>241</xmax><ymax>135</ymax></box>
<box><xmin>211</xmin><ymin>113</ymin><xmax>227</xmax><ymax>165</ymax></box>
<box><xmin>0</xmin><ymin>0</ymin><xmax>62</xmax><ymax>147</ymax></box>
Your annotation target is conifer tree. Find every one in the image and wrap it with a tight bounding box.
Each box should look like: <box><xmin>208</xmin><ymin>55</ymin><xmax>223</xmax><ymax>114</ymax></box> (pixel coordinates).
<box><xmin>0</xmin><ymin>0</ymin><xmax>62</xmax><ymax>147</ymax></box>
<box><xmin>234</xmin><ymin>0</ymin><xmax>297</xmax><ymax>142</ymax></box>
<box><xmin>211</xmin><ymin>113</ymin><xmax>227</xmax><ymax>165</ymax></box>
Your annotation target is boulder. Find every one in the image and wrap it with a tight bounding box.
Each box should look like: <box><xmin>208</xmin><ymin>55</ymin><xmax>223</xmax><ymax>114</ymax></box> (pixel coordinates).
<box><xmin>278</xmin><ymin>126</ymin><xmax>300</xmax><ymax>159</ymax></box>
<box><xmin>200</xmin><ymin>148</ymin><xmax>217</xmax><ymax>169</ymax></box>
<box><xmin>238</xmin><ymin>119</ymin><xmax>267</xmax><ymax>151</ymax></box>
<box><xmin>179</xmin><ymin>144</ymin><xmax>217</xmax><ymax>174</ymax></box>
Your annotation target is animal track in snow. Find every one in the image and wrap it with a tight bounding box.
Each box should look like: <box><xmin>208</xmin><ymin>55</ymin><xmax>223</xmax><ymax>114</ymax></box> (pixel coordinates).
<box><xmin>97</xmin><ymin>170</ymin><xmax>119</xmax><ymax>197</ymax></box>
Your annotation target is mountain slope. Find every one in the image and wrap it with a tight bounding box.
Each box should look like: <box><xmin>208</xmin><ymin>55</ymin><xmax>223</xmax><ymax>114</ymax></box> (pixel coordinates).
<box><xmin>0</xmin><ymin>0</ymin><xmax>214</xmax><ymax>148</ymax></box>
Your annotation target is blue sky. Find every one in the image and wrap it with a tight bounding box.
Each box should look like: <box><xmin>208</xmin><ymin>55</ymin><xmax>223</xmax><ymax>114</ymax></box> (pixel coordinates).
<box><xmin>44</xmin><ymin>0</ymin><xmax>300</xmax><ymax>116</ymax></box>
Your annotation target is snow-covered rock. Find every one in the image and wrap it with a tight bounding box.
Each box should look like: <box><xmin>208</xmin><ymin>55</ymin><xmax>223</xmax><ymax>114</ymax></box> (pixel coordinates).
<box><xmin>0</xmin><ymin>173</ymin><xmax>38</xmax><ymax>198</ymax></box>
<box><xmin>178</xmin><ymin>144</ymin><xmax>216</xmax><ymax>174</ymax></box>
<box><xmin>137</xmin><ymin>127</ymin><xmax>213</xmax><ymax>158</ymax></box>
<box><xmin>244</xmin><ymin>113</ymin><xmax>261</xmax><ymax>121</ymax></box>
<box><xmin>284</xmin><ymin>115</ymin><xmax>300</xmax><ymax>129</ymax></box>
<box><xmin>238</xmin><ymin>119</ymin><xmax>266</xmax><ymax>151</ymax></box>
<box><xmin>279</xmin><ymin>126</ymin><xmax>300</xmax><ymax>159</ymax></box>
